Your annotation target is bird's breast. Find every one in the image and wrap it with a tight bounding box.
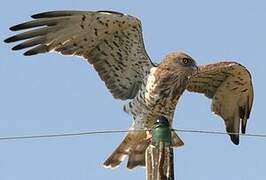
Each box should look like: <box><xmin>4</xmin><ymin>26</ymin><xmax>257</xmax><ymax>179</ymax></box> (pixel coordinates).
<box><xmin>123</xmin><ymin>67</ymin><xmax>188</xmax><ymax>128</ymax></box>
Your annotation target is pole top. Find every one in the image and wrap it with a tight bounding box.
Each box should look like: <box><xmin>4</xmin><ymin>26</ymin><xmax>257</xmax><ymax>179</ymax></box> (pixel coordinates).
<box><xmin>151</xmin><ymin>116</ymin><xmax>172</xmax><ymax>146</ymax></box>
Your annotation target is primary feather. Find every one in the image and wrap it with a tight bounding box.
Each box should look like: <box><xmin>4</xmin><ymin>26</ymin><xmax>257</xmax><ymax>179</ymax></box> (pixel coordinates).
<box><xmin>5</xmin><ymin>10</ymin><xmax>154</xmax><ymax>100</ymax></box>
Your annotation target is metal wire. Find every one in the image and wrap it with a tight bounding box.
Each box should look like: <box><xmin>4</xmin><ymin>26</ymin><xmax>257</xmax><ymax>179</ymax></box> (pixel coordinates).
<box><xmin>172</xmin><ymin>129</ymin><xmax>266</xmax><ymax>138</ymax></box>
<box><xmin>0</xmin><ymin>128</ymin><xmax>265</xmax><ymax>141</ymax></box>
<box><xmin>0</xmin><ymin>129</ymin><xmax>135</xmax><ymax>141</ymax></box>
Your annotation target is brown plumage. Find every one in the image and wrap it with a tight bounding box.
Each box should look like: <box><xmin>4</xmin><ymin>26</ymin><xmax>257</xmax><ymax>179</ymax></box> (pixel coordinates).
<box><xmin>4</xmin><ymin>10</ymin><xmax>253</xmax><ymax>169</ymax></box>
<box><xmin>187</xmin><ymin>62</ymin><xmax>253</xmax><ymax>144</ymax></box>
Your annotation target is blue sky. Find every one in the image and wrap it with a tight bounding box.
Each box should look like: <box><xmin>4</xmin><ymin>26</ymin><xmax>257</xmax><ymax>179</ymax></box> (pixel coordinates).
<box><xmin>1</xmin><ymin>0</ymin><xmax>265</xmax><ymax>179</ymax></box>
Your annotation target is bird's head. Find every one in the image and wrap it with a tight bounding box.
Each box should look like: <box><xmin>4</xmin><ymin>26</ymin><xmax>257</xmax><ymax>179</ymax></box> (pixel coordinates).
<box><xmin>162</xmin><ymin>52</ymin><xmax>198</xmax><ymax>75</ymax></box>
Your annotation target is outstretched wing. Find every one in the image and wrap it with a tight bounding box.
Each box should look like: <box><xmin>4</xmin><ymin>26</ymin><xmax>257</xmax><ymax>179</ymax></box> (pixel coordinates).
<box><xmin>4</xmin><ymin>10</ymin><xmax>155</xmax><ymax>100</ymax></box>
<box><xmin>186</xmin><ymin>62</ymin><xmax>253</xmax><ymax>144</ymax></box>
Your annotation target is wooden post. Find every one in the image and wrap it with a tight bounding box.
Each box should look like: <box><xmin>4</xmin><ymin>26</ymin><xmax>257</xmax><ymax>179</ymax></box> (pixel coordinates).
<box><xmin>146</xmin><ymin>116</ymin><xmax>174</xmax><ymax>180</ymax></box>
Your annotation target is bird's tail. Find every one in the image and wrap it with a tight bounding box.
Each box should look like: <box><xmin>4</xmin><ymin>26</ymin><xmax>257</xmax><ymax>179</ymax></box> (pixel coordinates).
<box><xmin>103</xmin><ymin>131</ymin><xmax>146</xmax><ymax>169</ymax></box>
<box><xmin>103</xmin><ymin>131</ymin><xmax>183</xmax><ymax>169</ymax></box>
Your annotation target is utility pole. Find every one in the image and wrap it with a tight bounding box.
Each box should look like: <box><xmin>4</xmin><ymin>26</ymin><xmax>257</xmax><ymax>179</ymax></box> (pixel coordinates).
<box><xmin>146</xmin><ymin>116</ymin><xmax>174</xmax><ymax>180</ymax></box>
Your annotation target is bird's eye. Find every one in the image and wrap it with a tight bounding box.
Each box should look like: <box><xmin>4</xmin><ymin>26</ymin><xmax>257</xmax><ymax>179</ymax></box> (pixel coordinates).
<box><xmin>182</xmin><ymin>58</ymin><xmax>190</xmax><ymax>64</ymax></box>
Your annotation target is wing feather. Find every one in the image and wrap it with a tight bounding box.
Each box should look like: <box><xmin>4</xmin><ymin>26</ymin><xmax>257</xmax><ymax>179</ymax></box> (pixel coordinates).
<box><xmin>186</xmin><ymin>62</ymin><xmax>253</xmax><ymax>144</ymax></box>
<box><xmin>5</xmin><ymin>10</ymin><xmax>154</xmax><ymax>100</ymax></box>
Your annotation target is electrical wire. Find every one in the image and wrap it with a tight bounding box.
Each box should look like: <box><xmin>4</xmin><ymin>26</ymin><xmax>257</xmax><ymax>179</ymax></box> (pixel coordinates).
<box><xmin>0</xmin><ymin>128</ymin><xmax>265</xmax><ymax>141</ymax></box>
<box><xmin>0</xmin><ymin>129</ymin><xmax>134</xmax><ymax>141</ymax></box>
<box><xmin>172</xmin><ymin>129</ymin><xmax>266</xmax><ymax>138</ymax></box>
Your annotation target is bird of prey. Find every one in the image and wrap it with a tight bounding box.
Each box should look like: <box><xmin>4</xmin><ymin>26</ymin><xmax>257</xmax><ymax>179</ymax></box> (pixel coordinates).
<box><xmin>4</xmin><ymin>10</ymin><xmax>253</xmax><ymax>169</ymax></box>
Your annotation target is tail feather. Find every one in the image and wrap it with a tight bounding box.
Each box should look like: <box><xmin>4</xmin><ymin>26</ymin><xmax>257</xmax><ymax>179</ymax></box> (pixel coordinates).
<box><xmin>103</xmin><ymin>131</ymin><xmax>184</xmax><ymax>169</ymax></box>
<box><xmin>127</xmin><ymin>139</ymin><xmax>150</xmax><ymax>169</ymax></box>
<box><xmin>103</xmin><ymin>148</ymin><xmax>128</xmax><ymax>169</ymax></box>
<box><xmin>103</xmin><ymin>132</ymin><xmax>146</xmax><ymax>169</ymax></box>
<box><xmin>103</xmin><ymin>139</ymin><xmax>130</xmax><ymax>169</ymax></box>
<box><xmin>126</xmin><ymin>132</ymin><xmax>184</xmax><ymax>169</ymax></box>
<box><xmin>171</xmin><ymin>131</ymin><xmax>184</xmax><ymax>147</ymax></box>
<box><xmin>127</xmin><ymin>153</ymin><xmax>145</xmax><ymax>169</ymax></box>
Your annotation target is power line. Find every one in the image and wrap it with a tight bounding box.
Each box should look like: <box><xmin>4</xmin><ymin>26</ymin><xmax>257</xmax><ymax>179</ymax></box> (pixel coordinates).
<box><xmin>0</xmin><ymin>130</ymin><xmax>133</xmax><ymax>141</ymax></box>
<box><xmin>173</xmin><ymin>129</ymin><xmax>266</xmax><ymax>138</ymax></box>
<box><xmin>0</xmin><ymin>128</ymin><xmax>265</xmax><ymax>141</ymax></box>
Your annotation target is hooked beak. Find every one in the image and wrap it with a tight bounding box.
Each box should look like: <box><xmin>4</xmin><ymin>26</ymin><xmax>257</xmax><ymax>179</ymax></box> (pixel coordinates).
<box><xmin>191</xmin><ymin>64</ymin><xmax>199</xmax><ymax>76</ymax></box>
<box><xmin>188</xmin><ymin>64</ymin><xmax>199</xmax><ymax>79</ymax></box>
<box><xmin>193</xmin><ymin>64</ymin><xmax>199</xmax><ymax>72</ymax></box>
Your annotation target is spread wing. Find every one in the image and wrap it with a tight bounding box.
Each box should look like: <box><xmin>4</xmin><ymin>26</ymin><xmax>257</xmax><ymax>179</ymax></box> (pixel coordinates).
<box><xmin>4</xmin><ymin>10</ymin><xmax>155</xmax><ymax>100</ymax></box>
<box><xmin>186</xmin><ymin>62</ymin><xmax>253</xmax><ymax>144</ymax></box>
